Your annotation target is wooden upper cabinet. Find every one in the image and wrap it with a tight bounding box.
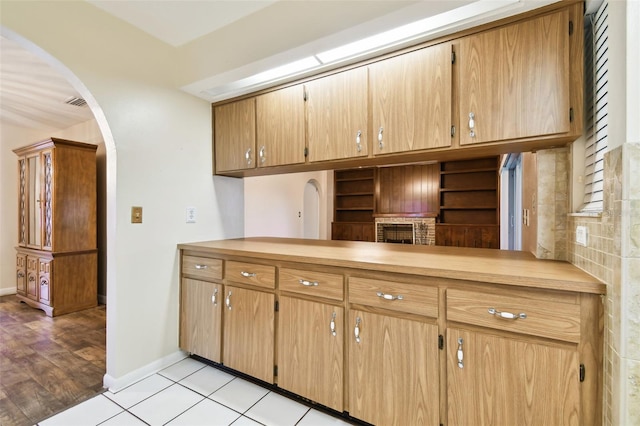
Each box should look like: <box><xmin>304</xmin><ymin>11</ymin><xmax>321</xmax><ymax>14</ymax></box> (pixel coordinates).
<box><xmin>306</xmin><ymin>67</ymin><xmax>369</xmax><ymax>162</ymax></box>
<box><xmin>214</xmin><ymin>98</ymin><xmax>256</xmax><ymax>173</ymax></box>
<box><xmin>256</xmin><ymin>84</ymin><xmax>306</xmax><ymax>167</ymax></box>
<box><xmin>457</xmin><ymin>9</ymin><xmax>570</xmax><ymax>145</ymax></box>
<box><xmin>370</xmin><ymin>42</ymin><xmax>452</xmax><ymax>155</ymax></box>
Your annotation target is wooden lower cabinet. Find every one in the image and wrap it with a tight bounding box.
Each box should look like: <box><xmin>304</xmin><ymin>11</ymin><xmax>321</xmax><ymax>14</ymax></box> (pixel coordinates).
<box><xmin>278</xmin><ymin>296</ymin><xmax>343</xmax><ymax>411</ymax></box>
<box><xmin>180</xmin><ymin>278</ymin><xmax>222</xmax><ymax>362</ymax></box>
<box><xmin>222</xmin><ymin>285</ymin><xmax>275</xmax><ymax>383</ymax></box>
<box><xmin>348</xmin><ymin>309</ymin><xmax>439</xmax><ymax>425</ymax></box>
<box><xmin>447</xmin><ymin>328</ymin><xmax>580</xmax><ymax>425</ymax></box>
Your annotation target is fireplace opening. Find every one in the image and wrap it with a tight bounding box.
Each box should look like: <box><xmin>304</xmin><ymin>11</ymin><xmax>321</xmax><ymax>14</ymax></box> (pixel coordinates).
<box><xmin>381</xmin><ymin>224</ymin><xmax>414</xmax><ymax>244</ymax></box>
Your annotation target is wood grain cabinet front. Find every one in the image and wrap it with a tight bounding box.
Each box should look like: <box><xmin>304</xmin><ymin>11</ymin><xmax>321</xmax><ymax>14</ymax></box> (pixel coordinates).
<box><xmin>347</xmin><ymin>276</ymin><xmax>440</xmax><ymax>425</ymax></box>
<box><xmin>457</xmin><ymin>7</ymin><xmax>575</xmax><ymax>146</ymax></box>
<box><xmin>180</xmin><ymin>278</ymin><xmax>223</xmax><ymax>362</ymax></box>
<box><xmin>256</xmin><ymin>84</ymin><xmax>306</xmax><ymax>168</ymax></box>
<box><xmin>214</xmin><ymin>98</ymin><xmax>256</xmax><ymax>173</ymax></box>
<box><xmin>445</xmin><ymin>285</ymin><xmax>602</xmax><ymax>425</ymax></box>
<box><xmin>348</xmin><ymin>309</ymin><xmax>439</xmax><ymax>425</ymax></box>
<box><xmin>370</xmin><ymin>42</ymin><xmax>452</xmax><ymax>156</ymax></box>
<box><xmin>225</xmin><ymin>261</ymin><xmax>275</xmax><ymax>289</ymax></box>
<box><xmin>306</xmin><ymin>67</ymin><xmax>369</xmax><ymax>162</ymax></box>
<box><xmin>278</xmin><ymin>296</ymin><xmax>344</xmax><ymax>411</ymax></box>
<box><xmin>222</xmin><ymin>285</ymin><xmax>275</xmax><ymax>383</ymax></box>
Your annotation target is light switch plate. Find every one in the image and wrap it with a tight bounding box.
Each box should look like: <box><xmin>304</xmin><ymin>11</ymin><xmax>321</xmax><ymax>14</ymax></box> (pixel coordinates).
<box><xmin>186</xmin><ymin>207</ymin><xmax>196</xmax><ymax>223</ymax></box>
<box><xmin>576</xmin><ymin>225</ymin><xmax>588</xmax><ymax>246</ymax></box>
<box><xmin>131</xmin><ymin>206</ymin><xmax>143</xmax><ymax>224</ymax></box>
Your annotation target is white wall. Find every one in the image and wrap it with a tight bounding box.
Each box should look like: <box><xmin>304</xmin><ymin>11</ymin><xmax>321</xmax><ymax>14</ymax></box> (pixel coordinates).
<box><xmin>1</xmin><ymin>1</ymin><xmax>244</xmax><ymax>388</ymax></box>
<box><xmin>244</xmin><ymin>171</ymin><xmax>332</xmax><ymax>240</ymax></box>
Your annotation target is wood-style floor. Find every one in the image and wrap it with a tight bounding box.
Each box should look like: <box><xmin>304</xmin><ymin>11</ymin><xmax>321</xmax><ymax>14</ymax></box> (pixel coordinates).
<box><xmin>0</xmin><ymin>295</ymin><xmax>106</xmax><ymax>426</ymax></box>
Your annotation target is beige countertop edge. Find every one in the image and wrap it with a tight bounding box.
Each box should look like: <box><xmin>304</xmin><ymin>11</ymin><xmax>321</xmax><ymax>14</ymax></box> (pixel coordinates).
<box><xmin>178</xmin><ymin>239</ymin><xmax>606</xmax><ymax>295</ymax></box>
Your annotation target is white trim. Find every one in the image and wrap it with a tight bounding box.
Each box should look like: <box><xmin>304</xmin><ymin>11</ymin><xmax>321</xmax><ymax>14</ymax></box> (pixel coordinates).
<box><xmin>0</xmin><ymin>288</ymin><xmax>17</xmax><ymax>297</ymax></box>
<box><xmin>103</xmin><ymin>350</ymin><xmax>188</xmax><ymax>392</ymax></box>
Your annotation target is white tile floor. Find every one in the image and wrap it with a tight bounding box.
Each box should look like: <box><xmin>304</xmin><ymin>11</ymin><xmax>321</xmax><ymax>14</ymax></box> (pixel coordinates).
<box><xmin>37</xmin><ymin>357</ymin><xmax>356</xmax><ymax>426</ymax></box>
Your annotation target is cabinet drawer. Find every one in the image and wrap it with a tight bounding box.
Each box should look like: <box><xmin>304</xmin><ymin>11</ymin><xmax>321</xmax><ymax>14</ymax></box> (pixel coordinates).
<box><xmin>349</xmin><ymin>277</ymin><xmax>438</xmax><ymax>318</ymax></box>
<box><xmin>446</xmin><ymin>288</ymin><xmax>581</xmax><ymax>343</ymax></box>
<box><xmin>280</xmin><ymin>268</ymin><xmax>343</xmax><ymax>301</ymax></box>
<box><xmin>182</xmin><ymin>255</ymin><xmax>223</xmax><ymax>281</ymax></box>
<box><xmin>226</xmin><ymin>261</ymin><xmax>275</xmax><ymax>289</ymax></box>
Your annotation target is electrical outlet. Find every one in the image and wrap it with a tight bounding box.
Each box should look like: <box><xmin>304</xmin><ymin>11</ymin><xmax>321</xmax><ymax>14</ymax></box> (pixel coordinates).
<box><xmin>186</xmin><ymin>207</ymin><xmax>196</xmax><ymax>223</ymax></box>
<box><xmin>576</xmin><ymin>226</ymin><xmax>588</xmax><ymax>246</ymax></box>
<box><xmin>131</xmin><ymin>206</ymin><xmax>143</xmax><ymax>224</ymax></box>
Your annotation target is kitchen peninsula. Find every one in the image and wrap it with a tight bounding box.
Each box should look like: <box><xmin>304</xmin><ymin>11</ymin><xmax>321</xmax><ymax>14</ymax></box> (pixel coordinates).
<box><xmin>178</xmin><ymin>237</ymin><xmax>604</xmax><ymax>425</ymax></box>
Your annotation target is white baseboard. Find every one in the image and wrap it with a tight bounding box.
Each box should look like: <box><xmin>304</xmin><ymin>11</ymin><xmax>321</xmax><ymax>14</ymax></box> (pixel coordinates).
<box><xmin>0</xmin><ymin>288</ymin><xmax>17</xmax><ymax>297</ymax></box>
<box><xmin>103</xmin><ymin>350</ymin><xmax>188</xmax><ymax>392</ymax></box>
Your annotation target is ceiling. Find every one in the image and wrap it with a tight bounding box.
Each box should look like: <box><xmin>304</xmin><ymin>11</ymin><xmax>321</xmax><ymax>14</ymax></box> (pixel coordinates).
<box><xmin>0</xmin><ymin>0</ymin><xmax>561</xmax><ymax>132</ymax></box>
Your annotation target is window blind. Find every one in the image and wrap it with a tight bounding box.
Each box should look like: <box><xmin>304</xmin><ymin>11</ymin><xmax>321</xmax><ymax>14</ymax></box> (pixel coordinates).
<box><xmin>582</xmin><ymin>1</ymin><xmax>608</xmax><ymax>212</ymax></box>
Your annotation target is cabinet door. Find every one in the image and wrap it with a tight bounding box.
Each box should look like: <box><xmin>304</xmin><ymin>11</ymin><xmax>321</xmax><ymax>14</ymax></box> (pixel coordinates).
<box><xmin>16</xmin><ymin>253</ymin><xmax>27</xmax><ymax>295</ymax></box>
<box><xmin>256</xmin><ymin>84</ymin><xmax>305</xmax><ymax>167</ymax></box>
<box><xmin>223</xmin><ymin>285</ymin><xmax>275</xmax><ymax>383</ymax></box>
<box><xmin>278</xmin><ymin>297</ymin><xmax>343</xmax><ymax>411</ymax></box>
<box><xmin>180</xmin><ymin>278</ymin><xmax>222</xmax><ymax>362</ymax></box>
<box><xmin>26</xmin><ymin>255</ymin><xmax>39</xmax><ymax>301</ymax></box>
<box><xmin>370</xmin><ymin>43</ymin><xmax>452</xmax><ymax>155</ymax></box>
<box><xmin>38</xmin><ymin>258</ymin><xmax>52</xmax><ymax>306</ymax></box>
<box><xmin>214</xmin><ymin>98</ymin><xmax>256</xmax><ymax>173</ymax></box>
<box><xmin>458</xmin><ymin>9</ymin><xmax>570</xmax><ymax>145</ymax></box>
<box><xmin>348</xmin><ymin>310</ymin><xmax>439</xmax><ymax>425</ymax></box>
<box><xmin>306</xmin><ymin>67</ymin><xmax>368</xmax><ymax>162</ymax></box>
<box><xmin>447</xmin><ymin>328</ymin><xmax>580</xmax><ymax>425</ymax></box>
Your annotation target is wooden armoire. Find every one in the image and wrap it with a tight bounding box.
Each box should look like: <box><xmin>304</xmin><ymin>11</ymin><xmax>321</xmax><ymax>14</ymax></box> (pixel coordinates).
<box><xmin>14</xmin><ymin>138</ymin><xmax>98</xmax><ymax>316</ymax></box>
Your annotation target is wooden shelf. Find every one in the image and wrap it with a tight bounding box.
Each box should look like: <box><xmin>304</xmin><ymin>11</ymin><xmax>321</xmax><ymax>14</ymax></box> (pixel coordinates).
<box><xmin>438</xmin><ymin>157</ymin><xmax>500</xmax><ymax>248</ymax></box>
<box><xmin>333</xmin><ymin>168</ymin><xmax>376</xmax><ymax>242</ymax></box>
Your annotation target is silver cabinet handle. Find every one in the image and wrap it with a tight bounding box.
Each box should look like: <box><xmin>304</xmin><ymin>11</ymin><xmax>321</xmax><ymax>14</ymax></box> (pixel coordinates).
<box><xmin>356</xmin><ymin>130</ymin><xmax>362</xmax><ymax>152</ymax></box>
<box><xmin>298</xmin><ymin>279</ymin><xmax>319</xmax><ymax>287</ymax></box>
<box><xmin>240</xmin><ymin>271</ymin><xmax>256</xmax><ymax>278</ymax></box>
<box><xmin>468</xmin><ymin>112</ymin><xmax>476</xmax><ymax>138</ymax></box>
<box><xmin>377</xmin><ymin>127</ymin><xmax>384</xmax><ymax>150</ymax></box>
<box><xmin>194</xmin><ymin>264</ymin><xmax>207</xmax><ymax>270</ymax></box>
<box><xmin>245</xmin><ymin>148</ymin><xmax>252</xmax><ymax>165</ymax></box>
<box><xmin>354</xmin><ymin>316</ymin><xmax>361</xmax><ymax>343</ymax></box>
<box><xmin>259</xmin><ymin>145</ymin><xmax>266</xmax><ymax>164</ymax></box>
<box><xmin>330</xmin><ymin>312</ymin><xmax>337</xmax><ymax>337</ymax></box>
<box><xmin>376</xmin><ymin>291</ymin><xmax>403</xmax><ymax>301</ymax></box>
<box><xmin>488</xmin><ymin>308</ymin><xmax>527</xmax><ymax>320</ymax></box>
<box><xmin>17</xmin><ymin>271</ymin><xmax>25</xmax><ymax>278</ymax></box>
<box><xmin>40</xmin><ymin>279</ymin><xmax>49</xmax><ymax>287</ymax></box>
<box><xmin>457</xmin><ymin>337</ymin><xmax>464</xmax><ymax>369</ymax></box>
<box><xmin>225</xmin><ymin>291</ymin><xmax>232</xmax><ymax>310</ymax></box>
<box><xmin>211</xmin><ymin>288</ymin><xmax>218</xmax><ymax>306</ymax></box>
<box><xmin>29</xmin><ymin>276</ymin><xmax>35</xmax><ymax>282</ymax></box>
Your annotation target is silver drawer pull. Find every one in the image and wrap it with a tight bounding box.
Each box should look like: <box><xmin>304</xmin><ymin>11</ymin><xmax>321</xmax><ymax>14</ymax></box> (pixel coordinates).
<box><xmin>211</xmin><ymin>288</ymin><xmax>218</xmax><ymax>306</ymax></box>
<box><xmin>240</xmin><ymin>271</ymin><xmax>256</xmax><ymax>278</ymax></box>
<box><xmin>226</xmin><ymin>291</ymin><xmax>232</xmax><ymax>310</ymax></box>
<box><xmin>194</xmin><ymin>264</ymin><xmax>207</xmax><ymax>270</ymax></box>
<box><xmin>330</xmin><ymin>312</ymin><xmax>337</xmax><ymax>337</ymax></box>
<box><xmin>457</xmin><ymin>337</ymin><xmax>464</xmax><ymax>369</ymax></box>
<box><xmin>298</xmin><ymin>279</ymin><xmax>319</xmax><ymax>287</ymax></box>
<box><xmin>354</xmin><ymin>316</ymin><xmax>361</xmax><ymax>343</ymax></box>
<box><xmin>488</xmin><ymin>308</ymin><xmax>526</xmax><ymax>320</ymax></box>
<box><xmin>376</xmin><ymin>291</ymin><xmax>403</xmax><ymax>301</ymax></box>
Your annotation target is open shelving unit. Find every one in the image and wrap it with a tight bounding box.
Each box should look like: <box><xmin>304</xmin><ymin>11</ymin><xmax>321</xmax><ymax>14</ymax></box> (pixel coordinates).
<box><xmin>332</xmin><ymin>168</ymin><xmax>375</xmax><ymax>241</ymax></box>
<box><xmin>436</xmin><ymin>157</ymin><xmax>500</xmax><ymax>248</ymax></box>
